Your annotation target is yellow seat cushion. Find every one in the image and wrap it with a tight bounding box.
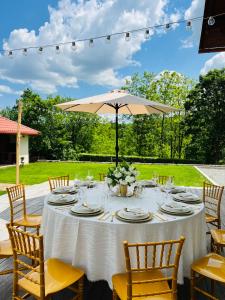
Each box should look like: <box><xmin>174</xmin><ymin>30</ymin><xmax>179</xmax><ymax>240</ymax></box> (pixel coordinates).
<box><xmin>112</xmin><ymin>269</ymin><xmax>173</xmax><ymax>300</ymax></box>
<box><xmin>14</xmin><ymin>214</ymin><xmax>42</xmax><ymax>227</ymax></box>
<box><xmin>18</xmin><ymin>258</ymin><xmax>84</xmax><ymax>297</ymax></box>
<box><xmin>211</xmin><ymin>229</ymin><xmax>225</xmax><ymax>245</ymax></box>
<box><xmin>192</xmin><ymin>253</ymin><xmax>225</xmax><ymax>283</ymax></box>
<box><xmin>205</xmin><ymin>213</ymin><xmax>217</xmax><ymax>224</ymax></box>
<box><xmin>0</xmin><ymin>239</ymin><xmax>13</xmax><ymax>257</ymax></box>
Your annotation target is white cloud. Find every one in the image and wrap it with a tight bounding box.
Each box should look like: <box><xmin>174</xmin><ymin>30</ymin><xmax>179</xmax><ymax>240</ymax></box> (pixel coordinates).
<box><xmin>0</xmin><ymin>84</ymin><xmax>21</xmax><ymax>95</ymax></box>
<box><xmin>182</xmin><ymin>0</ymin><xmax>205</xmax><ymax>48</ymax></box>
<box><xmin>201</xmin><ymin>53</ymin><xmax>225</xmax><ymax>75</ymax></box>
<box><xmin>0</xmin><ymin>0</ymin><xmax>178</xmax><ymax>94</ymax></box>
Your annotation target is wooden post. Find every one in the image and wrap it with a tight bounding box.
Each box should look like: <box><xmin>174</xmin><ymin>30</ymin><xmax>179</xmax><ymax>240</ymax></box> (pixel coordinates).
<box><xmin>16</xmin><ymin>100</ymin><xmax>22</xmax><ymax>185</ymax></box>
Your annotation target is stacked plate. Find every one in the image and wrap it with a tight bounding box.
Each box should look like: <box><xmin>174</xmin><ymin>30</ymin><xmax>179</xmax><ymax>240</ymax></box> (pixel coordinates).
<box><xmin>47</xmin><ymin>194</ymin><xmax>78</xmax><ymax>206</ymax></box>
<box><xmin>140</xmin><ymin>180</ymin><xmax>157</xmax><ymax>188</ymax></box>
<box><xmin>160</xmin><ymin>201</ymin><xmax>193</xmax><ymax>216</ymax></box>
<box><xmin>116</xmin><ymin>208</ymin><xmax>152</xmax><ymax>223</ymax></box>
<box><xmin>70</xmin><ymin>203</ymin><xmax>103</xmax><ymax>217</ymax></box>
<box><xmin>173</xmin><ymin>192</ymin><xmax>202</xmax><ymax>204</ymax></box>
<box><xmin>161</xmin><ymin>186</ymin><xmax>185</xmax><ymax>194</ymax></box>
<box><xmin>53</xmin><ymin>186</ymin><xmax>78</xmax><ymax>194</ymax></box>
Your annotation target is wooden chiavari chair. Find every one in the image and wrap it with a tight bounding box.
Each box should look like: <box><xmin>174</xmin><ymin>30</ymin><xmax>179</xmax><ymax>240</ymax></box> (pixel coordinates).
<box><xmin>203</xmin><ymin>182</ymin><xmax>224</xmax><ymax>230</ymax></box>
<box><xmin>210</xmin><ymin>229</ymin><xmax>225</xmax><ymax>254</ymax></box>
<box><xmin>0</xmin><ymin>230</ymin><xmax>13</xmax><ymax>275</ymax></box>
<box><xmin>7</xmin><ymin>224</ymin><xmax>84</xmax><ymax>300</ymax></box>
<box><xmin>157</xmin><ymin>176</ymin><xmax>174</xmax><ymax>186</ymax></box>
<box><xmin>112</xmin><ymin>236</ymin><xmax>185</xmax><ymax>300</ymax></box>
<box><xmin>191</xmin><ymin>252</ymin><xmax>225</xmax><ymax>300</ymax></box>
<box><xmin>99</xmin><ymin>173</ymin><xmax>106</xmax><ymax>181</ymax></box>
<box><xmin>6</xmin><ymin>184</ymin><xmax>41</xmax><ymax>234</ymax></box>
<box><xmin>48</xmin><ymin>175</ymin><xmax>70</xmax><ymax>192</ymax></box>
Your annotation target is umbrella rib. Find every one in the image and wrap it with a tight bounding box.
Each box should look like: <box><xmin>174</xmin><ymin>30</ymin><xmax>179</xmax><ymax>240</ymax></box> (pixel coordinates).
<box><xmin>94</xmin><ymin>103</ymin><xmax>106</xmax><ymax>113</ymax></box>
<box><xmin>63</xmin><ymin>104</ymin><xmax>80</xmax><ymax>111</ymax></box>
<box><xmin>125</xmin><ymin>105</ymin><xmax>133</xmax><ymax>115</ymax></box>
<box><xmin>146</xmin><ymin>104</ymin><xmax>168</xmax><ymax>114</ymax></box>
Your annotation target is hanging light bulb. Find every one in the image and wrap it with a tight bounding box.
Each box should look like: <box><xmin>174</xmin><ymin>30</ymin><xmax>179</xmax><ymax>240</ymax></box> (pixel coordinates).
<box><xmin>38</xmin><ymin>47</ymin><xmax>43</xmax><ymax>54</ymax></box>
<box><xmin>186</xmin><ymin>20</ymin><xmax>192</xmax><ymax>31</ymax></box>
<box><xmin>55</xmin><ymin>45</ymin><xmax>60</xmax><ymax>54</ymax></box>
<box><xmin>208</xmin><ymin>16</ymin><xmax>215</xmax><ymax>26</ymax></box>
<box><xmin>71</xmin><ymin>41</ymin><xmax>77</xmax><ymax>51</ymax></box>
<box><xmin>8</xmin><ymin>50</ymin><xmax>13</xmax><ymax>59</ymax></box>
<box><xmin>125</xmin><ymin>32</ymin><xmax>131</xmax><ymax>41</ymax></box>
<box><xmin>106</xmin><ymin>35</ymin><xmax>111</xmax><ymax>44</ymax></box>
<box><xmin>23</xmin><ymin>48</ymin><xmax>28</xmax><ymax>56</ymax></box>
<box><xmin>144</xmin><ymin>29</ymin><xmax>150</xmax><ymax>39</ymax></box>
<box><xmin>89</xmin><ymin>39</ymin><xmax>94</xmax><ymax>47</ymax></box>
<box><xmin>165</xmin><ymin>23</ymin><xmax>171</xmax><ymax>30</ymax></box>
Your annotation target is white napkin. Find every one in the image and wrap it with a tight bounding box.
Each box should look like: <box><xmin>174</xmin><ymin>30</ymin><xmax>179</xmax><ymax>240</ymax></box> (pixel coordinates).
<box><xmin>48</xmin><ymin>194</ymin><xmax>74</xmax><ymax>203</ymax></box>
<box><xmin>119</xmin><ymin>208</ymin><xmax>148</xmax><ymax>220</ymax></box>
<box><xmin>162</xmin><ymin>202</ymin><xmax>190</xmax><ymax>213</ymax></box>
<box><xmin>71</xmin><ymin>203</ymin><xmax>100</xmax><ymax>213</ymax></box>
<box><xmin>178</xmin><ymin>192</ymin><xmax>199</xmax><ymax>200</ymax></box>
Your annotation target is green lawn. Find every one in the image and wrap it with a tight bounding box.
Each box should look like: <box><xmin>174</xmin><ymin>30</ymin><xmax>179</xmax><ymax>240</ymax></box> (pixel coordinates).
<box><xmin>0</xmin><ymin>162</ymin><xmax>206</xmax><ymax>187</ymax></box>
<box><xmin>0</xmin><ymin>191</ymin><xmax>5</xmax><ymax>196</ymax></box>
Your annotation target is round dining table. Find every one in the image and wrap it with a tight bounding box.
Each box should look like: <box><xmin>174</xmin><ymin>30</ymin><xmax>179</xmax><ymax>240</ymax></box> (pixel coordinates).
<box><xmin>41</xmin><ymin>183</ymin><xmax>207</xmax><ymax>288</ymax></box>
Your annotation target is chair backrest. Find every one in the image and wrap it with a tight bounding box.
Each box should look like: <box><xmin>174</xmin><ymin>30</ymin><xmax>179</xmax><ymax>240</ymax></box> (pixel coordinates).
<box><xmin>99</xmin><ymin>173</ymin><xmax>106</xmax><ymax>181</ymax></box>
<box><xmin>48</xmin><ymin>175</ymin><xmax>70</xmax><ymax>192</ymax></box>
<box><xmin>203</xmin><ymin>181</ymin><xmax>224</xmax><ymax>220</ymax></box>
<box><xmin>7</xmin><ymin>224</ymin><xmax>45</xmax><ymax>299</ymax></box>
<box><xmin>157</xmin><ymin>176</ymin><xmax>174</xmax><ymax>186</ymax></box>
<box><xmin>6</xmin><ymin>184</ymin><xmax>26</xmax><ymax>225</ymax></box>
<box><xmin>123</xmin><ymin>236</ymin><xmax>185</xmax><ymax>300</ymax></box>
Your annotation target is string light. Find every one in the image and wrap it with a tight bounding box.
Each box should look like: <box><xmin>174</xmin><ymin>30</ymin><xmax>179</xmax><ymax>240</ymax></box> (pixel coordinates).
<box><xmin>38</xmin><ymin>47</ymin><xmax>43</xmax><ymax>54</ymax></box>
<box><xmin>144</xmin><ymin>29</ymin><xmax>150</xmax><ymax>39</ymax></box>
<box><xmin>208</xmin><ymin>16</ymin><xmax>215</xmax><ymax>26</ymax></box>
<box><xmin>55</xmin><ymin>45</ymin><xmax>60</xmax><ymax>54</ymax></box>
<box><xmin>125</xmin><ymin>32</ymin><xmax>130</xmax><ymax>41</ymax></box>
<box><xmin>2</xmin><ymin>12</ymin><xmax>224</xmax><ymax>57</ymax></box>
<box><xmin>71</xmin><ymin>41</ymin><xmax>76</xmax><ymax>50</ymax></box>
<box><xmin>186</xmin><ymin>20</ymin><xmax>192</xmax><ymax>30</ymax></box>
<box><xmin>106</xmin><ymin>35</ymin><xmax>111</xmax><ymax>43</ymax></box>
<box><xmin>23</xmin><ymin>48</ymin><xmax>28</xmax><ymax>56</ymax></box>
<box><xmin>89</xmin><ymin>39</ymin><xmax>94</xmax><ymax>47</ymax></box>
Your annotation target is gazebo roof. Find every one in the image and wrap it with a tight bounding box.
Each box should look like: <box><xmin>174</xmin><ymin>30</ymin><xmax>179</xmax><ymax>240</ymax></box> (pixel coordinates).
<box><xmin>0</xmin><ymin>116</ymin><xmax>39</xmax><ymax>136</ymax></box>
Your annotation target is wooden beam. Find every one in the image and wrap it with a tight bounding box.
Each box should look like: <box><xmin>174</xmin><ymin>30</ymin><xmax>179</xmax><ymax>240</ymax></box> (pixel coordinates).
<box><xmin>16</xmin><ymin>100</ymin><xmax>22</xmax><ymax>185</ymax></box>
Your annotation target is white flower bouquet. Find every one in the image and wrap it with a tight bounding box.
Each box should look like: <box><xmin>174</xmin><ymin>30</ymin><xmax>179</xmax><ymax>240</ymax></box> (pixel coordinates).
<box><xmin>106</xmin><ymin>162</ymin><xmax>139</xmax><ymax>187</ymax></box>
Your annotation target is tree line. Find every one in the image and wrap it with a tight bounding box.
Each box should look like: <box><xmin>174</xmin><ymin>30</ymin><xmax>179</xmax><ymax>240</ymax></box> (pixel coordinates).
<box><xmin>1</xmin><ymin>69</ymin><xmax>225</xmax><ymax>164</ymax></box>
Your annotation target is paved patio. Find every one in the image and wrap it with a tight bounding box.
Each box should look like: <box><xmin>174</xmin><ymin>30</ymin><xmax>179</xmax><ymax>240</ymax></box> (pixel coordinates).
<box><xmin>196</xmin><ymin>165</ymin><xmax>225</xmax><ymax>186</ymax></box>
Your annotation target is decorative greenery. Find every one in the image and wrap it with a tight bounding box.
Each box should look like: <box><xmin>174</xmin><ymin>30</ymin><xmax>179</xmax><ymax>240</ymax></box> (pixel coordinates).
<box><xmin>106</xmin><ymin>162</ymin><xmax>139</xmax><ymax>187</ymax></box>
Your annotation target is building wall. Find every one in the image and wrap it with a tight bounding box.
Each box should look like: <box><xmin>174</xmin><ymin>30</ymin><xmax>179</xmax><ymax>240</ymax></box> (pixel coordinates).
<box><xmin>20</xmin><ymin>135</ymin><xmax>29</xmax><ymax>164</ymax></box>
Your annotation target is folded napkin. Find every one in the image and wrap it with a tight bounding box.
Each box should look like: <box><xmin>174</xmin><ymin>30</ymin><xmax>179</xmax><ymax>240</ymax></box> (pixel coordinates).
<box><xmin>170</xmin><ymin>187</ymin><xmax>186</xmax><ymax>194</ymax></box>
<box><xmin>162</xmin><ymin>202</ymin><xmax>190</xmax><ymax>213</ymax></box>
<box><xmin>119</xmin><ymin>208</ymin><xmax>148</xmax><ymax>220</ymax></box>
<box><xmin>48</xmin><ymin>194</ymin><xmax>73</xmax><ymax>203</ymax></box>
<box><xmin>71</xmin><ymin>203</ymin><xmax>100</xmax><ymax>214</ymax></box>
<box><xmin>178</xmin><ymin>192</ymin><xmax>199</xmax><ymax>200</ymax></box>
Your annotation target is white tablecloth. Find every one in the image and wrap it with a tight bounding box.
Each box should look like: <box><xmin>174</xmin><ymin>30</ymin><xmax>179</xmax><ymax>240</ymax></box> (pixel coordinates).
<box><xmin>41</xmin><ymin>184</ymin><xmax>207</xmax><ymax>288</ymax></box>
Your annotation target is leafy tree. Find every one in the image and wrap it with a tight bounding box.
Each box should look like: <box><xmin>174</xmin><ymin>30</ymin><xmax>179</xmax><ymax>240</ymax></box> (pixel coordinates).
<box><xmin>185</xmin><ymin>69</ymin><xmax>225</xmax><ymax>163</ymax></box>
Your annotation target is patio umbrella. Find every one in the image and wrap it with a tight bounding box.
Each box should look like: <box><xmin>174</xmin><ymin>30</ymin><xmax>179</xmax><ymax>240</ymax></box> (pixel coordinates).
<box><xmin>56</xmin><ymin>90</ymin><xmax>177</xmax><ymax>165</ymax></box>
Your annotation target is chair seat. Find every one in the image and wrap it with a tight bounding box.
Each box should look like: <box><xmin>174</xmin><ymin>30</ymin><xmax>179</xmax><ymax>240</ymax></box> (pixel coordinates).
<box><xmin>211</xmin><ymin>229</ymin><xmax>225</xmax><ymax>246</ymax></box>
<box><xmin>192</xmin><ymin>253</ymin><xmax>225</xmax><ymax>283</ymax></box>
<box><xmin>0</xmin><ymin>239</ymin><xmax>13</xmax><ymax>257</ymax></box>
<box><xmin>205</xmin><ymin>213</ymin><xmax>217</xmax><ymax>224</ymax></box>
<box><xmin>112</xmin><ymin>269</ymin><xmax>172</xmax><ymax>300</ymax></box>
<box><xmin>18</xmin><ymin>258</ymin><xmax>84</xmax><ymax>297</ymax></box>
<box><xmin>14</xmin><ymin>214</ymin><xmax>42</xmax><ymax>227</ymax></box>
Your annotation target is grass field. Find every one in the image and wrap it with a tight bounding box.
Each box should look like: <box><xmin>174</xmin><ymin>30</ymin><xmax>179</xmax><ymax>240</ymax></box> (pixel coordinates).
<box><xmin>0</xmin><ymin>162</ymin><xmax>206</xmax><ymax>187</ymax></box>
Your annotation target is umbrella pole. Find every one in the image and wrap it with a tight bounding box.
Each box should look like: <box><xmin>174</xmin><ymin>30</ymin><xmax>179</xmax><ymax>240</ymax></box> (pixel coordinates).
<box><xmin>115</xmin><ymin>104</ymin><xmax>119</xmax><ymax>166</ymax></box>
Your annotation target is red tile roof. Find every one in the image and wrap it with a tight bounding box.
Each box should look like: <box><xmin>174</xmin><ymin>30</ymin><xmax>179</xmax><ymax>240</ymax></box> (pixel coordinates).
<box><xmin>0</xmin><ymin>116</ymin><xmax>39</xmax><ymax>136</ymax></box>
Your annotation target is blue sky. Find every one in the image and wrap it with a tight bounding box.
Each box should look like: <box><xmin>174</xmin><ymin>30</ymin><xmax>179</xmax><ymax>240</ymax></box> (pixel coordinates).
<box><xmin>0</xmin><ymin>0</ymin><xmax>219</xmax><ymax>107</ymax></box>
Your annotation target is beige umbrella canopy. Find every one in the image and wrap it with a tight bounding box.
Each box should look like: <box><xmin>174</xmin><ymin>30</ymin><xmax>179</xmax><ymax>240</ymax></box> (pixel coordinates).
<box><xmin>56</xmin><ymin>90</ymin><xmax>177</xmax><ymax>165</ymax></box>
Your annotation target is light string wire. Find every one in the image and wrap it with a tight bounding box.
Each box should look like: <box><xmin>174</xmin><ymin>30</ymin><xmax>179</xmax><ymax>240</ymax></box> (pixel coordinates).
<box><xmin>1</xmin><ymin>12</ymin><xmax>225</xmax><ymax>55</ymax></box>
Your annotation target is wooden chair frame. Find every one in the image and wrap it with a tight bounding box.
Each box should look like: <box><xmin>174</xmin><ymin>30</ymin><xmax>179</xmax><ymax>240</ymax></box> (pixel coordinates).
<box><xmin>6</xmin><ymin>184</ymin><xmax>41</xmax><ymax>234</ymax></box>
<box><xmin>7</xmin><ymin>224</ymin><xmax>83</xmax><ymax>300</ymax></box>
<box><xmin>203</xmin><ymin>182</ymin><xmax>224</xmax><ymax>230</ymax></box>
<box><xmin>113</xmin><ymin>236</ymin><xmax>185</xmax><ymax>300</ymax></box>
<box><xmin>48</xmin><ymin>175</ymin><xmax>70</xmax><ymax>192</ymax></box>
<box><xmin>0</xmin><ymin>239</ymin><xmax>13</xmax><ymax>275</ymax></box>
<box><xmin>157</xmin><ymin>176</ymin><xmax>174</xmax><ymax>186</ymax></box>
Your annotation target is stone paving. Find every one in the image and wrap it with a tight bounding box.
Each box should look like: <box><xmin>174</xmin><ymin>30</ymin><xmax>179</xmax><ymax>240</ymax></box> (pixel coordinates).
<box><xmin>196</xmin><ymin>165</ymin><xmax>225</xmax><ymax>186</ymax></box>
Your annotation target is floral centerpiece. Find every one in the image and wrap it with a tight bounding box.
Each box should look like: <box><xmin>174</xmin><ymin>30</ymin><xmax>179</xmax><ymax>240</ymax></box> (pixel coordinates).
<box><xmin>106</xmin><ymin>162</ymin><xmax>139</xmax><ymax>196</ymax></box>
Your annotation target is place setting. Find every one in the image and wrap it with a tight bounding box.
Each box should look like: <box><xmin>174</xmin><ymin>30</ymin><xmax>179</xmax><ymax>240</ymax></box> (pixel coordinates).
<box><xmin>52</xmin><ymin>186</ymin><xmax>78</xmax><ymax>194</ymax></box>
<box><xmin>70</xmin><ymin>202</ymin><xmax>104</xmax><ymax>217</ymax></box>
<box><xmin>115</xmin><ymin>207</ymin><xmax>153</xmax><ymax>223</ymax></box>
<box><xmin>159</xmin><ymin>201</ymin><xmax>194</xmax><ymax>216</ymax></box>
<box><xmin>172</xmin><ymin>192</ymin><xmax>202</xmax><ymax>204</ymax></box>
<box><xmin>47</xmin><ymin>193</ymin><xmax>78</xmax><ymax>206</ymax></box>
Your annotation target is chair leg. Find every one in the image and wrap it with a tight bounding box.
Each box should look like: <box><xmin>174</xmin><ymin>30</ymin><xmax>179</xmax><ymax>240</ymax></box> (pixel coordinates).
<box><xmin>190</xmin><ymin>269</ymin><xmax>195</xmax><ymax>300</ymax></box>
<box><xmin>78</xmin><ymin>276</ymin><xmax>84</xmax><ymax>300</ymax></box>
<box><xmin>113</xmin><ymin>288</ymin><xmax>118</xmax><ymax>300</ymax></box>
<box><xmin>211</xmin><ymin>279</ymin><xmax>215</xmax><ymax>296</ymax></box>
